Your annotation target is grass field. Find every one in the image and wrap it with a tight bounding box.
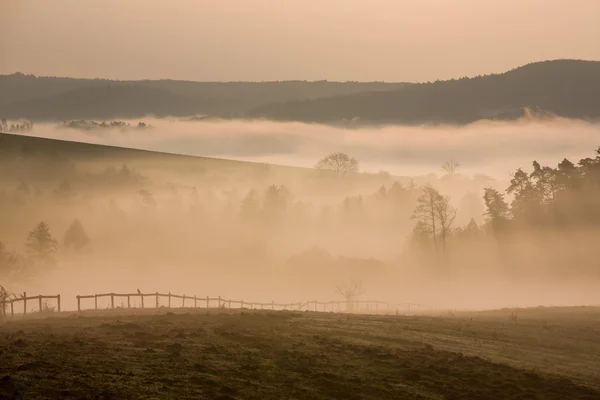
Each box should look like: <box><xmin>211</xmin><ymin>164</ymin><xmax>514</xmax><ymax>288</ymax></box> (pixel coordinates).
<box><xmin>1</xmin><ymin>308</ymin><xmax>599</xmax><ymax>399</ymax></box>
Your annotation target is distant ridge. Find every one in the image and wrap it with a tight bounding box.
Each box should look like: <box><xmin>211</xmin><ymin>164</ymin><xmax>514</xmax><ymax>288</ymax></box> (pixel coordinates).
<box><xmin>248</xmin><ymin>59</ymin><xmax>600</xmax><ymax>124</ymax></box>
<box><xmin>1</xmin><ymin>60</ymin><xmax>599</xmax><ymax>124</ymax></box>
<box><xmin>0</xmin><ymin>75</ymin><xmax>407</xmax><ymax>121</ymax></box>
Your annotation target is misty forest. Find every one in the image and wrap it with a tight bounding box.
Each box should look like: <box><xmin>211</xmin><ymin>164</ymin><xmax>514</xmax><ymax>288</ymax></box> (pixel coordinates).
<box><xmin>2</xmin><ymin>125</ymin><xmax>600</xmax><ymax>309</ymax></box>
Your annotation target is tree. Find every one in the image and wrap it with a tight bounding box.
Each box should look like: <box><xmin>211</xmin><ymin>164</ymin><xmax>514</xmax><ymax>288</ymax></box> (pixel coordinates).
<box><xmin>530</xmin><ymin>161</ymin><xmax>557</xmax><ymax>203</ymax></box>
<box><xmin>411</xmin><ymin>184</ymin><xmax>441</xmax><ymax>250</ymax></box>
<box><xmin>335</xmin><ymin>281</ymin><xmax>365</xmax><ymax>312</ymax></box>
<box><xmin>63</xmin><ymin>218</ymin><xmax>90</xmax><ymax>251</ymax></box>
<box><xmin>25</xmin><ymin>222</ymin><xmax>58</xmax><ymax>265</ymax></box>
<box><xmin>506</xmin><ymin>168</ymin><xmax>542</xmax><ymax>223</ymax></box>
<box><xmin>454</xmin><ymin>218</ymin><xmax>482</xmax><ymax>240</ymax></box>
<box><xmin>435</xmin><ymin>193</ymin><xmax>457</xmax><ymax>251</ymax></box>
<box><xmin>412</xmin><ymin>184</ymin><xmax>456</xmax><ymax>252</ymax></box>
<box><xmin>315</xmin><ymin>152</ymin><xmax>359</xmax><ymax>177</ymax></box>
<box><xmin>483</xmin><ymin>188</ymin><xmax>510</xmax><ymax>228</ymax></box>
<box><xmin>441</xmin><ymin>160</ymin><xmax>460</xmax><ymax>177</ymax></box>
<box><xmin>262</xmin><ymin>185</ymin><xmax>291</xmax><ymax>224</ymax></box>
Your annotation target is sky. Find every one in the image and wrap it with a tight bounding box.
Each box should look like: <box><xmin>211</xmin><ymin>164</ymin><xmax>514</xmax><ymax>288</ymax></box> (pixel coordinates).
<box><xmin>1</xmin><ymin>0</ymin><xmax>599</xmax><ymax>82</ymax></box>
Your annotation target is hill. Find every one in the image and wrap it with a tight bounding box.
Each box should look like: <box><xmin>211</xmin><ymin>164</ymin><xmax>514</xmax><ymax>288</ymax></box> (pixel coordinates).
<box><xmin>0</xmin><ymin>85</ymin><xmax>214</xmax><ymax>120</ymax></box>
<box><xmin>248</xmin><ymin>59</ymin><xmax>600</xmax><ymax>124</ymax></box>
<box><xmin>0</xmin><ymin>74</ymin><xmax>408</xmax><ymax>121</ymax></box>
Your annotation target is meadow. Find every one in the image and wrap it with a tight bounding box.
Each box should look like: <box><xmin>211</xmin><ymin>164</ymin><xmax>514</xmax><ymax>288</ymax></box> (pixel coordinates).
<box><xmin>1</xmin><ymin>307</ymin><xmax>599</xmax><ymax>399</ymax></box>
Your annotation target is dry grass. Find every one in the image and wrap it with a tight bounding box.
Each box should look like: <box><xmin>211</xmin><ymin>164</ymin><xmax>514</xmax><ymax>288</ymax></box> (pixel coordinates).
<box><xmin>1</xmin><ymin>307</ymin><xmax>599</xmax><ymax>399</ymax></box>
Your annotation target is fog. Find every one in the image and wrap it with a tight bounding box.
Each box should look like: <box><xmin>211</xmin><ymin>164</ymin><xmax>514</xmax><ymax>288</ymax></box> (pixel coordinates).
<box><xmin>2</xmin><ymin>117</ymin><xmax>600</xmax><ymax>312</ymax></box>
<box><xmin>15</xmin><ymin>116</ymin><xmax>600</xmax><ymax>179</ymax></box>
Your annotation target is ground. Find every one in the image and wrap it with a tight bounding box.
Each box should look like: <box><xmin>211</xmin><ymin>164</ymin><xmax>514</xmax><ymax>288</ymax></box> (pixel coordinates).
<box><xmin>1</xmin><ymin>308</ymin><xmax>600</xmax><ymax>399</ymax></box>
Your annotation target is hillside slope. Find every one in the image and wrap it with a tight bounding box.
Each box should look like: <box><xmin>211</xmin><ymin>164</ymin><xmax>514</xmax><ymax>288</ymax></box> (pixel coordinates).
<box><xmin>249</xmin><ymin>60</ymin><xmax>600</xmax><ymax>124</ymax></box>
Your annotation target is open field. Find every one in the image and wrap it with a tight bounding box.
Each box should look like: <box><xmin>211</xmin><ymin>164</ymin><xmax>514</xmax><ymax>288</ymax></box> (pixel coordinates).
<box><xmin>1</xmin><ymin>307</ymin><xmax>599</xmax><ymax>399</ymax></box>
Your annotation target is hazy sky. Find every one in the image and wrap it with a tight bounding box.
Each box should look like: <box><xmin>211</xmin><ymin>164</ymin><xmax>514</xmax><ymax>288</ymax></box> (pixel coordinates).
<box><xmin>1</xmin><ymin>0</ymin><xmax>599</xmax><ymax>82</ymax></box>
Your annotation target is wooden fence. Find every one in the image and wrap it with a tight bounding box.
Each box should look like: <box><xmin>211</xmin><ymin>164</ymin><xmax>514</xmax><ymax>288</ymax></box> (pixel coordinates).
<box><xmin>75</xmin><ymin>291</ymin><xmax>390</xmax><ymax>313</ymax></box>
<box><xmin>1</xmin><ymin>292</ymin><xmax>61</xmax><ymax>317</ymax></box>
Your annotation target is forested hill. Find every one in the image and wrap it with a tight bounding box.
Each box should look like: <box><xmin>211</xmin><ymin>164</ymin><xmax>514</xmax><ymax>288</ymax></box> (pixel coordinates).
<box><xmin>0</xmin><ymin>75</ymin><xmax>407</xmax><ymax>121</ymax></box>
<box><xmin>2</xmin><ymin>59</ymin><xmax>599</xmax><ymax>124</ymax></box>
<box><xmin>249</xmin><ymin>59</ymin><xmax>600</xmax><ymax>124</ymax></box>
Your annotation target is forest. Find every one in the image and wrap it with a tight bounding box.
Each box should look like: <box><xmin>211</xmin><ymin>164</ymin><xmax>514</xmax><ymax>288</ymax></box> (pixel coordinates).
<box><xmin>1</xmin><ymin>131</ymin><xmax>599</xmax><ymax>309</ymax></box>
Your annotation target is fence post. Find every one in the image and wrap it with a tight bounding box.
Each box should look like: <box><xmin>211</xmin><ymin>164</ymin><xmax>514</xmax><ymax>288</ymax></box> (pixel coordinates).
<box><xmin>182</xmin><ymin>295</ymin><xmax>185</xmax><ymax>308</ymax></box>
<box><xmin>156</xmin><ymin>292</ymin><xmax>159</xmax><ymax>308</ymax></box>
<box><xmin>168</xmin><ymin>292</ymin><xmax>171</xmax><ymax>308</ymax></box>
<box><xmin>314</xmin><ymin>300</ymin><xmax>317</xmax><ymax>312</ymax></box>
<box><xmin>141</xmin><ymin>293</ymin><xmax>144</xmax><ymax>308</ymax></box>
<box><xmin>206</xmin><ymin>296</ymin><xmax>209</xmax><ymax>308</ymax></box>
<box><xmin>194</xmin><ymin>295</ymin><xmax>197</xmax><ymax>308</ymax></box>
<box><xmin>38</xmin><ymin>295</ymin><xmax>42</xmax><ymax>312</ymax></box>
<box><xmin>57</xmin><ymin>294</ymin><xmax>61</xmax><ymax>313</ymax></box>
<box><xmin>23</xmin><ymin>292</ymin><xmax>27</xmax><ymax>315</ymax></box>
<box><xmin>127</xmin><ymin>295</ymin><xmax>131</xmax><ymax>309</ymax></box>
<box><xmin>94</xmin><ymin>295</ymin><xmax>98</xmax><ymax>310</ymax></box>
<box><xmin>228</xmin><ymin>299</ymin><xmax>231</xmax><ymax>308</ymax></box>
<box><xmin>111</xmin><ymin>294</ymin><xmax>114</xmax><ymax>309</ymax></box>
<box><xmin>77</xmin><ymin>295</ymin><xmax>81</xmax><ymax>312</ymax></box>
<box><xmin>11</xmin><ymin>300</ymin><xmax>14</xmax><ymax>316</ymax></box>
<box><xmin>218</xmin><ymin>296</ymin><xmax>222</xmax><ymax>307</ymax></box>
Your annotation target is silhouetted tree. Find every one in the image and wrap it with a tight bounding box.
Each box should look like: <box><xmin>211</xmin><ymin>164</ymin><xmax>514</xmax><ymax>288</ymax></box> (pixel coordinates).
<box><xmin>507</xmin><ymin>168</ymin><xmax>541</xmax><ymax>223</ymax></box>
<box><xmin>335</xmin><ymin>281</ymin><xmax>365</xmax><ymax>312</ymax></box>
<box><xmin>483</xmin><ymin>188</ymin><xmax>510</xmax><ymax>237</ymax></box>
<box><xmin>25</xmin><ymin>222</ymin><xmax>58</xmax><ymax>265</ymax></box>
<box><xmin>435</xmin><ymin>193</ymin><xmax>457</xmax><ymax>251</ymax></box>
<box><xmin>315</xmin><ymin>152</ymin><xmax>359</xmax><ymax>177</ymax></box>
<box><xmin>63</xmin><ymin>218</ymin><xmax>90</xmax><ymax>251</ymax></box>
<box><xmin>441</xmin><ymin>160</ymin><xmax>460</xmax><ymax>177</ymax></box>
<box><xmin>411</xmin><ymin>184</ymin><xmax>442</xmax><ymax>250</ymax></box>
<box><xmin>262</xmin><ymin>185</ymin><xmax>290</xmax><ymax>224</ymax></box>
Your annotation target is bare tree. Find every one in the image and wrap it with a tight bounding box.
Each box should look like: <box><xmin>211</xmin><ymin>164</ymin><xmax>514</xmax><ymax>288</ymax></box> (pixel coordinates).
<box><xmin>441</xmin><ymin>160</ymin><xmax>461</xmax><ymax>177</ymax></box>
<box><xmin>412</xmin><ymin>184</ymin><xmax>456</xmax><ymax>252</ymax></box>
<box><xmin>335</xmin><ymin>281</ymin><xmax>365</xmax><ymax>313</ymax></box>
<box><xmin>411</xmin><ymin>184</ymin><xmax>441</xmax><ymax>250</ymax></box>
<box><xmin>315</xmin><ymin>152</ymin><xmax>359</xmax><ymax>177</ymax></box>
<box><xmin>435</xmin><ymin>194</ymin><xmax>457</xmax><ymax>251</ymax></box>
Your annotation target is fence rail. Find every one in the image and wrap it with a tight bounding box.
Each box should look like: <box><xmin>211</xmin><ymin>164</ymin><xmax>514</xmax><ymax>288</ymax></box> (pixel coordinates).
<box><xmin>1</xmin><ymin>292</ymin><xmax>61</xmax><ymax>317</ymax></box>
<box><xmin>75</xmin><ymin>291</ymin><xmax>391</xmax><ymax>313</ymax></box>
<box><xmin>1</xmin><ymin>290</ymin><xmax>433</xmax><ymax>318</ymax></box>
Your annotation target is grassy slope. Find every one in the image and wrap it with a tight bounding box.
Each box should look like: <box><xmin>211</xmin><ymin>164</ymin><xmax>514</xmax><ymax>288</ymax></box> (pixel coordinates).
<box><xmin>1</xmin><ymin>308</ymin><xmax>599</xmax><ymax>399</ymax></box>
<box><xmin>0</xmin><ymin>132</ymin><xmax>311</xmax><ymax>177</ymax></box>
